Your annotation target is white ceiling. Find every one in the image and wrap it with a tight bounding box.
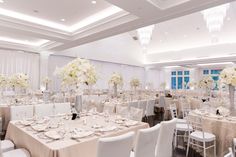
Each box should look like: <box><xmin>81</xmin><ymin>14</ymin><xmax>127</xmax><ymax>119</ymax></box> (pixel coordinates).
<box><xmin>0</xmin><ymin>0</ymin><xmax>235</xmax><ymax>67</ymax></box>
<box><xmin>0</xmin><ymin>0</ymin><xmax>232</xmax><ymax>51</ymax></box>
<box><xmin>148</xmin><ymin>1</ymin><xmax>236</xmax><ymax>54</ymax></box>
<box><xmin>0</xmin><ymin>0</ymin><xmax>112</xmax><ymax>26</ymax></box>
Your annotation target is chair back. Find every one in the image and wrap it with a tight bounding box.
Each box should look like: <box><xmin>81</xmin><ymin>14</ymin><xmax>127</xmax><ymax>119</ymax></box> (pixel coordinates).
<box><xmin>130</xmin><ymin>107</ymin><xmax>143</xmax><ymax>122</ymax></box>
<box><xmin>10</xmin><ymin>105</ymin><xmax>34</xmax><ymax>120</ymax></box>
<box><xmin>34</xmin><ymin>103</ymin><xmax>54</xmax><ymax>117</ymax></box>
<box><xmin>159</xmin><ymin>96</ymin><xmax>165</xmax><ymax>107</ymax></box>
<box><xmin>224</xmin><ymin>147</ymin><xmax>234</xmax><ymax>157</ymax></box>
<box><xmin>128</xmin><ymin>101</ymin><xmax>139</xmax><ymax>109</ymax></box>
<box><xmin>146</xmin><ymin>100</ymin><xmax>155</xmax><ymax>117</ymax></box>
<box><xmin>138</xmin><ymin>101</ymin><xmax>147</xmax><ymax>117</ymax></box>
<box><xmin>116</xmin><ymin>106</ymin><xmax>128</xmax><ymax>117</ymax></box>
<box><xmin>187</xmin><ymin>115</ymin><xmax>207</xmax><ymax>140</ymax></box>
<box><xmin>134</xmin><ymin>124</ymin><xmax>161</xmax><ymax>157</ymax></box>
<box><xmin>96</xmin><ymin>132</ymin><xmax>134</xmax><ymax>157</ymax></box>
<box><xmin>103</xmin><ymin>103</ymin><xmax>115</xmax><ymax>114</ymax></box>
<box><xmin>156</xmin><ymin>118</ymin><xmax>177</xmax><ymax>157</ymax></box>
<box><xmin>54</xmin><ymin>103</ymin><xmax>71</xmax><ymax>115</ymax></box>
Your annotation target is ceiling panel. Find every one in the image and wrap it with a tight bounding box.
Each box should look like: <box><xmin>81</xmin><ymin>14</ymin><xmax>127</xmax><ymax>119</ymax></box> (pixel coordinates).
<box><xmin>0</xmin><ymin>0</ymin><xmax>112</xmax><ymax>26</ymax></box>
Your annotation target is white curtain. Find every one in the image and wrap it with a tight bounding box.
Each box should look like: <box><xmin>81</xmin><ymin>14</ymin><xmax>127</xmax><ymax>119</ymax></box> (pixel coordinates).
<box><xmin>48</xmin><ymin>55</ymin><xmax>146</xmax><ymax>91</ymax></box>
<box><xmin>0</xmin><ymin>49</ymin><xmax>40</xmax><ymax>90</ymax></box>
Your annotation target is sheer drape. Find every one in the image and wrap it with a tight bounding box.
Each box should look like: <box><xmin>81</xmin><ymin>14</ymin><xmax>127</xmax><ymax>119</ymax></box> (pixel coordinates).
<box><xmin>48</xmin><ymin>55</ymin><xmax>146</xmax><ymax>91</ymax></box>
<box><xmin>0</xmin><ymin>49</ymin><xmax>40</xmax><ymax>90</ymax></box>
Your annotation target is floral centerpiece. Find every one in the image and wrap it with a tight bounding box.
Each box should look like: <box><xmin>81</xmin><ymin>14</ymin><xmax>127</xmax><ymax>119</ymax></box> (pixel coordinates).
<box><xmin>160</xmin><ymin>82</ymin><xmax>166</xmax><ymax>91</ymax></box>
<box><xmin>198</xmin><ymin>76</ymin><xmax>213</xmax><ymax>97</ymax></box>
<box><xmin>219</xmin><ymin>67</ymin><xmax>236</xmax><ymax>113</ymax></box>
<box><xmin>198</xmin><ymin>76</ymin><xmax>213</xmax><ymax>89</ymax></box>
<box><xmin>0</xmin><ymin>74</ymin><xmax>8</xmax><ymax>88</ymax></box>
<box><xmin>0</xmin><ymin>74</ymin><xmax>8</xmax><ymax>97</ymax></box>
<box><xmin>109</xmin><ymin>73</ymin><xmax>123</xmax><ymax>97</ymax></box>
<box><xmin>57</xmin><ymin>58</ymin><xmax>97</xmax><ymax>86</ymax></box>
<box><xmin>130</xmin><ymin>78</ymin><xmax>140</xmax><ymax>88</ymax></box>
<box><xmin>56</xmin><ymin>58</ymin><xmax>97</xmax><ymax>94</ymax></box>
<box><xmin>42</xmin><ymin>76</ymin><xmax>52</xmax><ymax>90</ymax></box>
<box><xmin>9</xmin><ymin>73</ymin><xmax>29</xmax><ymax>89</ymax></box>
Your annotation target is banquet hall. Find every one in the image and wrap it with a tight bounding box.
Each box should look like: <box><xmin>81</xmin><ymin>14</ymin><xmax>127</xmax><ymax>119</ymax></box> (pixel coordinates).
<box><xmin>0</xmin><ymin>0</ymin><xmax>236</xmax><ymax>157</ymax></box>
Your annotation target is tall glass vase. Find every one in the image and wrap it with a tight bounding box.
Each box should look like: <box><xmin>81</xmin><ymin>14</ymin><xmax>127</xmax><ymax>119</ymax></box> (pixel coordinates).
<box><xmin>113</xmin><ymin>84</ymin><xmax>118</xmax><ymax>97</ymax></box>
<box><xmin>229</xmin><ymin>84</ymin><xmax>235</xmax><ymax>115</ymax></box>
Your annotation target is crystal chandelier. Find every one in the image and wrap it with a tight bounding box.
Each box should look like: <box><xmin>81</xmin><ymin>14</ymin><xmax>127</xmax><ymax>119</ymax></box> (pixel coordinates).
<box><xmin>137</xmin><ymin>25</ymin><xmax>155</xmax><ymax>50</ymax></box>
<box><xmin>202</xmin><ymin>3</ymin><xmax>230</xmax><ymax>33</ymax></box>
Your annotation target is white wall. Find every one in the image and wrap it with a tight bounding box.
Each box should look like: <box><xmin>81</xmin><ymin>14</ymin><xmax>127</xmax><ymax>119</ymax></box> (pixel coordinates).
<box><xmin>47</xmin><ymin>55</ymin><xmax>158</xmax><ymax>91</ymax></box>
<box><xmin>0</xmin><ymin>49</ymin><xmax>40</xmax><ymax>90</ymax></box>
<box><xmin>57</xmin><ymin>33</ymin><xmax>145</xmax><ymax>66</ymax></box>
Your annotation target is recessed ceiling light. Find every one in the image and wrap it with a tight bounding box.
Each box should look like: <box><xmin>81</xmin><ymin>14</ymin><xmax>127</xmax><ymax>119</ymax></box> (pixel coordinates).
<box><xmin>183</xmin><ymin>34</ymin><xmax>187</xmax><ymax>38</ymax></box>
<box><xmin>0</xmin><ymin>0</ymin><xmax>4</xmax><ymax>3</ymax></box>
<box><xmin>60</xmin><ymin>18</ymin><xmax>65</xmax><ymax>22</ymax></box>
<box><xmin>227</xmin><ymin>17</ymin><xmax>231</xmax><ymax>21</ymax></box>
<box><xmin>91</xmin><ymin>1</ymin><xmax>97</xmax><ymax>4</ymax></box>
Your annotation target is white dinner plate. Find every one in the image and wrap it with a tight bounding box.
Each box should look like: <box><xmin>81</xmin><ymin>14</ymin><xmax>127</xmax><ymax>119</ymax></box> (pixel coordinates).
<box><xmin>71</xmin><ymin>131</ymin><xmax>94</xmax><ymax>139</ymax></box>
<box><xmin>45</xmin><ymin>131</ymin><xmax>62</xmax><ymax>140</ymax></box>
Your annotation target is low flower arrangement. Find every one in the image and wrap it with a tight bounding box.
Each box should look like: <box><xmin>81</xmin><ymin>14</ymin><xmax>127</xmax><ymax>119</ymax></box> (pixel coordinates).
<box><xmin>198</xmin><ymin>76</ymin><xmax>213</xmax><ymax>89</ymax></box>
<box><xmin>0</xmin><ymin>74</ymin><xmax>8</xmax><ymax>88</ymax></box>
<box><xmin>9</xmin><ymin>73</ymin><xmax>29</xmax><ymax>88</ymax></box>
<box><xmin>109</xmin><ymin>73</ymin><xmax>123</xmax><ymax>86</ymax></box>
<box><xmin>219</xmin><ymin>67</ymin><xmax>236</xmax><ymax>86</ymax></box>
<box><xmin>130</xmin><ymin>78</ymin><xmax>140</xmax><ymax>88</ymax></box>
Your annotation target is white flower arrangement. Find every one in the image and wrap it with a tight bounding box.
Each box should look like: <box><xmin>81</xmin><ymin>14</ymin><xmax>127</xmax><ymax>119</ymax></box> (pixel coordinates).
<box><xmin>42</xmin><ymin>76</ymin><xmax>52</xmax><ymax>85</ymax></box>
<box><xmin>160</xmin><ymin>82</ymin><xmax>166</xmax><ymax>90</ymax></box>
<box><xmin>219</xmin><ymin>67</ymin><xmax>236</xmax><ymax>86</ymax></box>
<box><xmin>56</xmin><ymin>58</ymin><xmax>97</xmax><ymax>86</ymax></box>
<box><xmin>9</xmin><ymin>73</ymin><xmax>29</xmax><ymax>88</ymax></box>
<box><xmin>109</xmin><ymin>73</ymin><xmax>123</xmax><ymax>86</ymax></box>
<box><xmin>0</xmin><ymin>74</ymin><xmax>8</xmax><ymax>88</ymax></box>
<box><xmin>130</xmin><ymin>78</ymin><xmax>140</xmax><ymax>88</ymax></box>
<box><xmin>198</xmin><ymin>76</ymin><xmax>213</xmax><ymax>89</ymax></box>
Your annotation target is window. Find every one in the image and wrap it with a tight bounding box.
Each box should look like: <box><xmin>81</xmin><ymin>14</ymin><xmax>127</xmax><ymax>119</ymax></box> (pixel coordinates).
<box><xmin>171</xmin><ymin>70</ymin><xmax>190</xmax><ymax>89</ymax></box>
<box><xmin>203</xmin><ymin>69</ymin><xmax>222</xmax><ymax>90</ymax></box>
<box><xmin>203</xmin><ymin>70</ymin><xmax>209</xmax><ymax>75</ymax></box>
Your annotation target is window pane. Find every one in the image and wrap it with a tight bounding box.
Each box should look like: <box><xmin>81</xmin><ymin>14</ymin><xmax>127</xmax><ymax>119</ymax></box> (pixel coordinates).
<box><xmin>171</xmin><ymin>71</ymin><xmax>176</xmax><ymax>75</ymax></box>
<box><xmin>184</xmin><ymin>77</ymin><xmax>190</xmax><ymax>89</ymax></box>
<box><xmin>203</xmin><ymin>70</ymin><xmax>209</xmax><ymax>75</ymax></box>
<box><xmin>171</xmin><ymin>77</ymin><xmax>176</xmax><ymax>89</ymax></box>
<box><xmin>177</xmin><ymin>71</ymin><xmax>183</xmax><ymax>75</ymax></box>
<box><xmin>184</xmin><ymin>71</ymin><xmax>190</xmax><ymax>75</ymax></box>
<box><xmin>177</xmin><ymin>77</ymin><xmax>183</xmax><ymax>89</ymax></box>
<box><xmin>211</xmin><ymin>69</ymin><xmax>221</xmax><ymax>75</ymax></box>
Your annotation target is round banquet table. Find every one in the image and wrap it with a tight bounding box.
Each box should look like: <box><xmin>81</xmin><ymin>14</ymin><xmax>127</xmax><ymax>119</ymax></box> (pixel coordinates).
<box><xmin>189</xmin><ymin>111</ymin><xmax>236</xmax><ymax>157</ymax></box>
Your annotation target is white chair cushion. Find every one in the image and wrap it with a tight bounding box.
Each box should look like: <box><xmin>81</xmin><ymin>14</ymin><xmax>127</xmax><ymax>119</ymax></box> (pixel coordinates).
<box><xmin>190</xmin><ymin>131</ymin><xmax>215</xmax><ymax>142</ymax></box>
<box><xmin>1</xmin><ymin>140</ymin><xmax>14</xmax><ymax>152</ymax></box>
<box><xmin>176</xmin><ymin>123</ymin><xmax>193</xmax><ymax>132</ymax></box>
<box><xmin>3</xmin><ymin>148</ymin><xmax>30</xmax><ymax>157</ymax></box>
